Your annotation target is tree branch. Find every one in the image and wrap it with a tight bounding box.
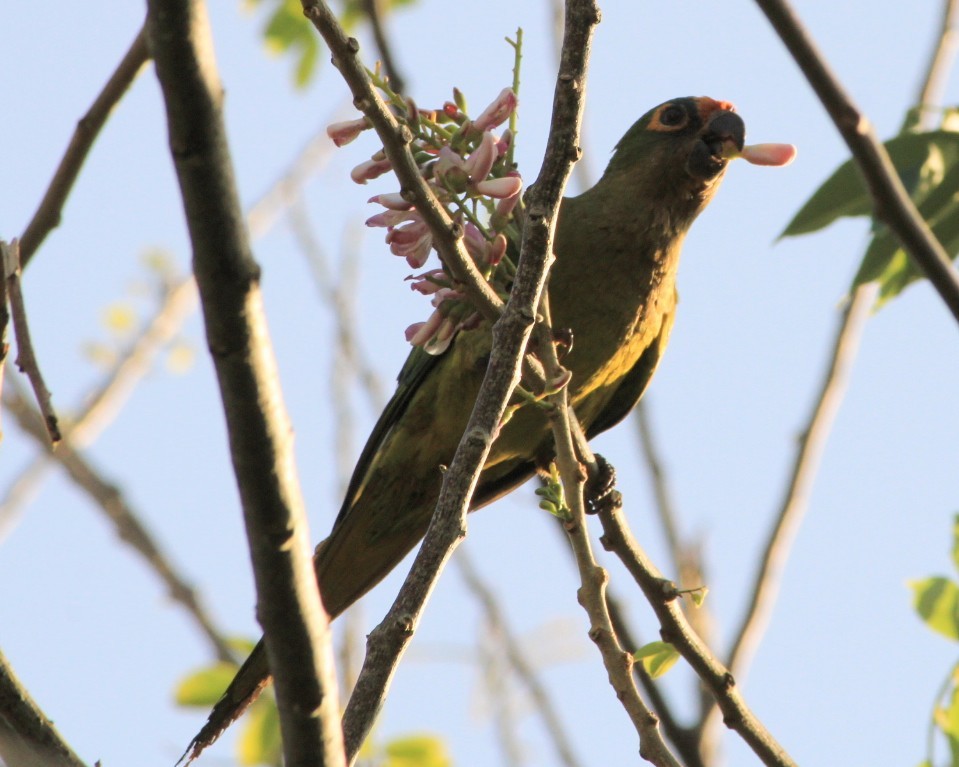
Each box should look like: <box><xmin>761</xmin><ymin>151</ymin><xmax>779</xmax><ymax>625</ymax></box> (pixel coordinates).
<box><xmin>2</xmin><ymin>376</ymin><xmax>235</xmax><ymax>664</ymax></box>
<box><xmin>19</xmin><ymin>26</ymin><xmax>149</xmax><ymax>269</ymax></box>
<box><xmin>301</xmin><ymin>0</ymin><xmax>503</xmax><ymax>322</ymax></box>
<box><xmin>596</xmin><ymin>501</ymin><xmax>797</xmax><ymax>767</ymax></box>
<box><xmin>146</xmin><ymin>1</ymin><xmax>344</xmax><ymax>764</ymax></box>
<box><xmin>337</xmin><ymin>0</ymin><xmax>600</xmax><ymax>758</ymax></box>
<box><xmin>455</xmin><ymin>549</ymin><xmax>583</xmax><ymax>767</ymax></box>
<box><xmin>359</xmin><ymin>0</ymin><xmax>407</xmax><ymax>95</ymax></box>
<box><xmin>754</xmin><ymin>0</ymin><xmax>959</xmax><ymax>326</ymax></box>
<box><xmin>0</xmin><ymin>649</ymin><xmax>88</xmax><ymax>767</ymax></box>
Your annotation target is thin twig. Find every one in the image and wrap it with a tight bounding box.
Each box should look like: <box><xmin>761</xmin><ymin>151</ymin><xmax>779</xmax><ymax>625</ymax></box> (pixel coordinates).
<box><xmin>916</xmin><ymin>0</ymin><xmax>959</xmax><ymax>121</ymax></box>
<box><xmin>337</xmin><ymin>0</ymin><xmax>600</xmax><ymax>757</ymax></box>
<box><xmin>2</xmin><ymin>376</ymin><xmax>235</xmax><ymax>664</ymax></box>
<box><xmin>2</xmin><ymin>240</ymin><xmax>60</xmax><ymax>443</ymax></box>
<box><xmin>455</xmin><ymin>549</ymin><xmax>583</xmax><ymax>767</ymax></box>
<box><xmin>146</xmin><ymin>0</ymin><xmax>344</xmax><ymax>763</ymax></box>
<box><xmin>301</xmin><ymin>0</ymin><xmax>504</xmax><ymax>322</ymax></box>
<box><xmin>595</xmin><ymin>500</ymin><xmax>797</xmax><ymax>767</ymax></box>
<box><xmin>537</xmin><ymin>289</ymin><xmax>681</xmax><ymax>767</ymax></box>
<box><xmin>359</xmin><ymin>0</ymin><xmax>407</xmax><ymax>95</ymax></box>
<box><xmin>0</xmin><ymin>276</ymin><xmax>197</xmax><ymax>536</ymax></box>
<box><xmin>755</xmin><ymin>0</ymin><xmax>959</xmax><ymax>326</ymax></box>
<box><xmin>20</xmin><ymin>26</ymin><xmax>149</xmax><ymax>269</ymax></box>
<box><xmin>0</xmin><ymin>648</ymin><xmax>89</xmax><ymax>767</ymax></box>
<box><xmin>726</xmin><ymin>284</ymin><xmax>874</xmax><ymax>681</ymax></box>
<box><xmin>287</xmin><ymin>200</ymin><xmax>386</xmax><ymax>409</ymax></box>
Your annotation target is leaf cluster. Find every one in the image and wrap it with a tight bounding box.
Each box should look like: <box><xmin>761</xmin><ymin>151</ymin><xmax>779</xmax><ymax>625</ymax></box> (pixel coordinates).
<box><xmin>782</xmin><ymin>109</ymin><xmax>959</xmax><ymax>309</ymax></box>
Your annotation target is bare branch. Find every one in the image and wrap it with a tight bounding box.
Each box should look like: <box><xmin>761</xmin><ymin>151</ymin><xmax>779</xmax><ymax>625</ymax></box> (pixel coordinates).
<box><xmin>754</xmin><ymin>0</ymin><xmax>959</xmax><ymax>325</ymax></box>
<box><xmin>726</xmin><ymin>284</ymin><xmax>873</xmax><ymax>682</ymax></box>
<box><xmin>2</xmin><ymin>376</ymin><xmax>235</xmax><ymax>664</ymax></box>
<box><xmin>0</xmin><ymin>649</ymin><xmax>88</xmax><ymax>767</ymax></box>
<box><xmin>301</xmin><ymin>0</ymin><xmax>504</xmax><ymax>322</ymax></box>
<box><xmin>2</xmin><ymin>240</ymin><xmax>60</xmax><ymax>443</ymax></box>
<box><xmin>917</xmin><ymin>0</ymin><xmax>959</xmax><ymax>121</ymax></box>
<box><xmin>455</xmin><ymin>548</ymin><xmax>583</xmax><ymax>767</ymax></box>
<box><xmin>19</xmin><ymin>26</ymin><xmax>149</xmax><ymax>269</ymax></box>
<box><xmin>146</xmin><ymin>0</ymin><xmax>344</xmax><ymax>763</ymax></box>
<box><xmin>596</xmin><ymin>501</ymin><xmax>797</xmax><ymax>767</ymax></box>
<box><xmin>359</xmin><ymin>0</ymin><xmax>407</xmax><ymax>95</ymax></box>
<box><xmin>338</xmin><ymin>0</ymin><xmax>600</xmax><ymax>757</ymax></box>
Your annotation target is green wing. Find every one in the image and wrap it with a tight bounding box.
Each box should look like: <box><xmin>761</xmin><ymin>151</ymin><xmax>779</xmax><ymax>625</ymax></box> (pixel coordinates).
<box><xmin>586</xmin><ymin>305</ymin><xmax>674</xmax><ymax>440</ymax></box>
<box><xmin>333</xmin><ymin>345</ymin><xmax>440</xmax><ymax>526</ymax></box>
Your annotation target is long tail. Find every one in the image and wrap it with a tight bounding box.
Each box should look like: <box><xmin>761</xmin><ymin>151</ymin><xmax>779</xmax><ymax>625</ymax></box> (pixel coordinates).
<box><xmin>179</xmin><ymin>641</ymin><xmax>271</xmax><ymax>765</ymax></box>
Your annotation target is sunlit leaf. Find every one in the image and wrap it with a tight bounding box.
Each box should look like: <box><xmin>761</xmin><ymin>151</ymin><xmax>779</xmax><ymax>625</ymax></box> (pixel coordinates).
<box><xmin>166</xmin><ymin>341</ymin><xmax>195</xmax><ymax>374</ymax></box>
<box><xmin>103</xmin><ymin>302</ymin><xmax>137</xmax><ymax>335</ymax></box>
<box><xmin>238</xmin><ymin>696</ymin><xmax>282</xmax><ymax>767</ymax></box>
<box><xmin>384</xmin><ymin>734</ymin><xmax>452</xmax><ymax>767</ymax></box>
<box><xmin>174</xmin><ymin>661</ymin><xmax>238</xmax><ymax>706</ymax></box>
<box><xmin>951</xmin><ymin>514</ymin><xmax>959</xmax><ymax>575</ymax></box>
<box><xmin>780</xmin><ymin>130</ymin><xmax>959</xmax><ymax>238</ymax></box>
<box><xmin>910</xmin><ymin>576</ymin><xmax>959</xmax><ymax>641</ymax></box>
<box><xmin>633</xmin><ymin>641</ymin><xmax>680</xmax><ymax>678</ymax></box>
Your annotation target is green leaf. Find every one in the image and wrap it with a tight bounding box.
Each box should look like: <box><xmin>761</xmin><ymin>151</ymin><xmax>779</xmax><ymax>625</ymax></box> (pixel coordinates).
<box><xmin>633</xmin><ymin>641</ymin><xmax>680</xmax><ymax>678</ymax></box>
<box><xmin>174</xmin><ymin>661</ymin><xmax>238</xmax><ymax>706</ymax></box>
<box><xmin>951</xmin><ymin>514</ymin><xmax>959</xmax><ymax>575</ymax></box>
<box><xmin>781</xmin><ymin>130</ymin><xmax>959</xmax><ymax>238</ymax></box>
<box><xmin>261</xmin><ymin>0</ymin><xmax>321</xmax><ymax>88</ymax></box>
<box><xmin>849</xmin><ymin>158</ymin><xmax>959</xmax><ymax>303</ymax></box>
<box><xmin>910</xmin><ymin>576</ymin><xmax>959</xmax><ymax>641</ymax></box>
<box><xmin>238</xmin><ymin>696</ymin><xmax>282</xmax><ymax>767</ymax></box>
<box><xmin>384</xmin><ymin>734</ymin><xmax>452</xmax><ymax>767</ymax></box>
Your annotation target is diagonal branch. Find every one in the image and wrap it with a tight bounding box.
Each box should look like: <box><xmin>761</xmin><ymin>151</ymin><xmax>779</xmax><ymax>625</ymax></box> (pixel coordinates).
<box><xmin>301</xmin><ymin>0</ymin><xmax>503</xmax><ymax>322</ymax></box>
<box><xmin>455</xmin><ymin>548</ymin><xmax>583</xmax><ymax>767</ymax></box>
<box><xmin>754</xmin><ymin>0</ymin><xmax>959</xmax><ymax>326</ymax></box>
<box><xmin>146</xmin><ymin>1</ymin><xmax>344</xmax><ymax>763</ymax></box>
<box><xmin>359</xmin><ymin>0</ymin><xmax>407</xmax><ymax>95</ymax></box>
<box><xmin>336</xmin><ymin>0</ymin><xmax>600</xmax><ymax>758</ymax></box>
<box><xmin>0</xmin><ymin>649</ymin><xmax>88</xmax><ymax>767</ymax></box>
<box><xmin>725</xmin><ymin>284</ymin><xmax>874</xmax><ymax>683</ymax></box>
<box><xmin>20</xmin><ymin>25</ymin><xmax>149</xmax><ymax>269</ymax></box>
<box><xmin>2</xmin><ymin>376</ymin><xmax>235</xmax><ymax>664</ymax></box>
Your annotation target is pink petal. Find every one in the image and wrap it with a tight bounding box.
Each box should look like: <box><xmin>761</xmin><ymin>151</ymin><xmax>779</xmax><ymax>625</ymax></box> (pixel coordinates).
<box><xmin>473</xmin><ymin>88</ymin><xmax>518</xmax><ymax>132</ymax></box>
<box><xmin>368</xmin><ymin>193</ymin><xmax>413</xmax><ymax>211</ymax></box>
<box><xmin>741</xmin><ymin>143</ymin><xmax>797</xmax><ymax>167</ymax></box>
<box><xmin>326</xmin><ymin>117</ymin><xmax>370</xmax><ymax>147</ymax></box>
<box><xmin>351</xmin><ymin>158</ymin><xmax>393</xmax><ymax>184</ymax></box>
<box><xmin>473</xmin><ymin>176</ymin><xmax>523</xmax><ymax>199</ymax></box>
<box><xmin>464</xmin><ymin>132</ymin><xmax>497</xmax><ymax>182</ymax></box>
<box><xmin>366</xmin><ymin>210</ymin><xmax>416</xmax><ymax>228</ymax></box>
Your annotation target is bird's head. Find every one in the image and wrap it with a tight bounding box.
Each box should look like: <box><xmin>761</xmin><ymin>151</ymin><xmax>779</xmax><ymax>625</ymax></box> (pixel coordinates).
<box><xmin>603</xmin><ymin>96</ymin><xmax>748</xmax><ymax>217</ymax></box>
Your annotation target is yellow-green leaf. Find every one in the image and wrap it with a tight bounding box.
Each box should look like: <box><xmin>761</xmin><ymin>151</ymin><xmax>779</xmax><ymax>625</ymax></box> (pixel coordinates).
<box><xmin>910</xmin><ymin>576</ymin><xmax>959</xmax><ymax>641</ymax></box>
<box><xmin>633</xmin><ymin>641</ymin><xmax>680</xmax><ymax>678</ymax></box>
<box><xmin>174</xmin><ymin>661</ymin><xmax>238</xmax><ymax>706</ymax></box>
<box><xmin>238</xmin><ymin>696</ymin><xmax>282</xmax><ymax>767</ymax></box>
<box><xmin>384</xmin><ymin>734</ymin><xmax>452</xmax><ymax>767</ymax></box>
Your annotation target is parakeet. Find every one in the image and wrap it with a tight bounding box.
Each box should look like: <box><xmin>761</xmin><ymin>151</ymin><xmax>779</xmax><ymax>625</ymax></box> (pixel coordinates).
<box><xmin>185</xmin><ymin>96</ymin><xmax>784</xmax><ymax>760</ymax></box>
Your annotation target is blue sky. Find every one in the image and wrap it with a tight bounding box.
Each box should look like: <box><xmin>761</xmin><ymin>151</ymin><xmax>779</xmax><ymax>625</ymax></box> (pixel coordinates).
<box><xmin>2</xmin><ymin>2</ymin><xmax>958</xmax><ymax>766</ymax></box>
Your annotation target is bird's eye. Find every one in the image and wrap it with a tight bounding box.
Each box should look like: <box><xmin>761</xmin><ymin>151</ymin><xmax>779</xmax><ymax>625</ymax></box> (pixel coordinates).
<box><xmin>659</xmin><ymin>105</ymin><xmax>686</xmax><ymax>127</ymax></box>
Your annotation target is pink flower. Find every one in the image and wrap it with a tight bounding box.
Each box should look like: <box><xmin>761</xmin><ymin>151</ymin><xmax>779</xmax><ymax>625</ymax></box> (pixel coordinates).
<box><xmin>473</xmin><ymin>88</ymin><xmax>518</xmax><ymax>132</ymax></box>
<box><xmin>463</xmin><ymin>132</ymin><xmax>498</xmax><ymax>182</ymax></box>
<box><xmin>365</xmin><ymin>209</ymin><xmax>416</xmax><ymax>228</ymax></box>
<box><xmin>351</xmin><ymin>158</ymin><xmax>393</xmax><ymax>184</ymax></box>
<box><xmin>368</xmin><ymin>193</ymin><xmax>412</xmax><ymax>211</ymax></box>
<box><xmin>327</xmin><ymin>117</ymin><xmax>371</xmax><ymax>147</ymax></box>
<box><xmin>386</xmin><ymin>219</ymin><xmax>433</xmax><ymax>267</ymax></box>
<box><xmin>474</xmin><ymin>176</ymin><xmax>522</xmax><ymax>199</ymax></box>
<box><xmin>407</xmin><ymin>269</ymin><xmax>449</xmax><ymax>295</ymax></box>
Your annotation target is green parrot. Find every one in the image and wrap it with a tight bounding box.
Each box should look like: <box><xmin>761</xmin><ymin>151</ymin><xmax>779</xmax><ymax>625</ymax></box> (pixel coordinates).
<box><xmin>186</xmin><ymin>95</ymin><xmax>772</xmax><ymax>759</ymax></box>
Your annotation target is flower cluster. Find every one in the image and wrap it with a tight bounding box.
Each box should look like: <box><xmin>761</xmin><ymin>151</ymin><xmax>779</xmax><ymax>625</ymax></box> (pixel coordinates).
<box><xmin>327</xmin><ymin>84</ymin><xmax>522</xmax><ymax>354</ymax></box>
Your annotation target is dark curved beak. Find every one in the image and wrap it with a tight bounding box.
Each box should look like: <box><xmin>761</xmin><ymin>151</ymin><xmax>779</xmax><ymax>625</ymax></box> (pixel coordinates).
<box><xmin>687</xmin><ymin>109</ymin><xmax>746</xmax><ymax>180</ymax></box>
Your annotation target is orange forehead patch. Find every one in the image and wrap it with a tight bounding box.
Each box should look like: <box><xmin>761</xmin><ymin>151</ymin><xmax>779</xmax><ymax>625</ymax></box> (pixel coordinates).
<box><xmin>696</xmin><ymin>97</ymin><xmax>736</xmax><ymax>121</ymax></box>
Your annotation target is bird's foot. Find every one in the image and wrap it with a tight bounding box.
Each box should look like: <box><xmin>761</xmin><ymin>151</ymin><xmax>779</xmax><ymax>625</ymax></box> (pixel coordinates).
<box><xmin>585</xmin><ymin>454</ymin><xmax>622</xmax><ymax>515</ymax></box>
<box><xmin>552</xmin><ymin>327</ymin><xmax>574</xmax><ymax>359</ymax></box>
